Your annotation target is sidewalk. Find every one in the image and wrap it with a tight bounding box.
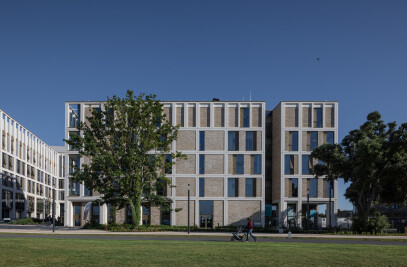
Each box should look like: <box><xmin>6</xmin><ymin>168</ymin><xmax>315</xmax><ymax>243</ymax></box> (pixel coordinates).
<box><xmin>1</xmin><ymin>224</ymin><xmax>406</xmax><ymax>240</ymax></box>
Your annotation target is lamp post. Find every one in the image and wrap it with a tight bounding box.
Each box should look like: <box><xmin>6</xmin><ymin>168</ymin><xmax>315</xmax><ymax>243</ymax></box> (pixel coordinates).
<box><xmin>52</xmin><ymin>183</ymin><xmax>56</xmax><ymax>233</ymax></box>
<box><xmin>43</xmin><ymin>197</ymin><xmax>45</xmax><ymax>223</ymax></box>
<box><xmin>187</xmin><ymin>184</ymin><xmax>190</xmax><ymax>235</ymax></box>
<box><xmin>307</xmin><ymin>188</ymin><xmax>310</xmax><ymax>233</ymax></box>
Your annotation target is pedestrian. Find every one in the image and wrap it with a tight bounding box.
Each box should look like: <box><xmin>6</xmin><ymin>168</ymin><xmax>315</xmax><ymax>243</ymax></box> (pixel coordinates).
<box><xmin>246</xmin><ymin>217</ymin><xmax>257</xmax><ymax>242</ymax></box>
<box><xmin>46</xmin><ymin>216</ymin><xmax>51</xmax><ymax>229</ymax></box>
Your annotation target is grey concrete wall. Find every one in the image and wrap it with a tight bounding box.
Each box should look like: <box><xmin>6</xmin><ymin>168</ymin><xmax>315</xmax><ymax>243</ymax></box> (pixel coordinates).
<box><xmin>205</xmin><ymin>131</ymin><xmax>224</xmax><ymax>151</ymax></box>
<box><xmin>175</xmin><ymin>200</ymin><xmax>195</xmax><ymax>226</ymax></box>
<box><xmin>188</xmin><ymin>107</ymin><xmax>196</xmax><ymax>127</ymax></box>
<box><xmin>176</xmin><ymin>107</ymin><xmax>184</xmax><ymax>127</ymax></box>
<box><xmin>175</xmin><ymin>177</ymin><xmax>196</xmax><ymax>197</ymax></box>
<box><xmin>251</xmin><ymin>106</ymin><xmax>262</xmax><ymax>127</ymax></box>
<box><xmin>213</xmin><ymin>201</ymin><xmax>224</xmax><ymax>227</ymax></box>
<box><xmin>176</xmin><ymin>154</ymin><xmax>196</xmax><ymax>174</ymax></box>
<box><xmin>285</xmin><ymin>107</ymin><xmax>298</xmax><ymax>127</ymax></box>
<box><xmin>302</xmin><ymin>107</ymin><xmax>311</xmax><ymax>127</ymax></box>
<box><xmin>205</xmin><ymin>154</ymin><xmax>224</xmax><ymax>174</ymax></box>
<box><xmin>177</xmin><ymin>130</ymin><xmax>196</xmax><ymax>151</ymax></box>
<box><xmin>214</xmin><ymin>107</ymin><xmax>224</xmax><ymax>127</ymax></box>
<box><xmin>205</xmin><ymin>177</ymin><xmax>224</xmax><ymax>197</ymax></box>
<box><xmin>228</xmin><ymin>200</ymin><xmax>261</xmax><ymax>226</ymax></box>
<box><xmin>228</xmin><ymin>107</ymin><xmax>238</xmax><ymax>127</ymax></box>
<box><xmin>200</xmin><ymin>107</ymin><xmax>210</xmax><ymax>127</ymax></box>
<box><xmin>325</xmin><ymin>107</ymin><xmax>334</xmax><ymax>128</ymax></box>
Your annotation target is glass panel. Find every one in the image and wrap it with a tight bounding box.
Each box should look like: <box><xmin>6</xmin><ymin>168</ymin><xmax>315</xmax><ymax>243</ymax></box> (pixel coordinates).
<box><xmin>228</xmin><ymin>131</ymin><xmax>238</xmax><ymax>151</ymax></box>
<box><xmin>291</xmin><ymin>132</ymin><xmax>298</xmax><ymax>151</ymax></box>
<box><xmin>228</xmin><ymin>178</ymin><xmax>236</xmax><ymax>197</ymax></box>
<box><xmin>199</xmin><ymin>178</ymin><xmax>205</xmax><ymax>197</ymax></box>
<box><xmin>253</xmin><ymin>155</ymin><xmax>261</xmax><ymax>174</ymax></box>
<box><xmin>316</xmin><ymin>108</ymin><xmax>322</xmax><ymax>128</ymax></box>
<box><xmin>310</xmin><ymin>178</ymin><xmax>318</xmax><ymax>197</ymax></box>
<box><xmin>246</xmin><ymin>131</ymin><xmax>254</xmax><ymax>151</ymax></box>
<box><xmin>199</xmin><ymin>200</ymin><xmax>213</xmax><ymax>215</ymax></box>
<box><xmin>284</xmin><ymin>155</ymin><xmax>291</xmax><ymax>175</ymax></box>
<box><xmin>310</xmin><ymin>132</ymin><xmax>318</xmax><ymax>150</ymax></box>
<box><xmin>243</xmin><ymin>108</ymin><xmax>250</xmax><ymax>127</ymax></box>
<box><xmin>236</xmin><ymin>155</ymin><xmax>244</xmax><ymax>174</ymax></box>
<box><xmin>69</xmin><ymin>104</ymin><xmax>80</xmax><ymax>128</ymax></box>
<box><xmin>291</xmin><ymin>178</ymin><xmax>298</xmax><ymax>197</ymax></box>
<box><xmin>326</xmin><ymin>132</ymin><xmax>334</xmax><ymax>144</ymax></box>
<box><xmin>245</xmin><ymin>178</ymin><xmax>255</xmax><ymax>197</ymax></box>
<box><xmin>199</xmin><ymin>155</ymin><xmax>205</xmax><ymax>174</ymax></box>
<box><xmin>302</xmin><ymin>155</ymin><xmax>311</xmax><ymax>175</ymax></box>
<box><xmin>165</xmin><ymin>154</ymin><xmax>172</xmax><ymax>174</ymax></box>
<box><xmin>199</xmin><ymin>131</ymin><xmax>205</xmax><ymax>151</ymax></box>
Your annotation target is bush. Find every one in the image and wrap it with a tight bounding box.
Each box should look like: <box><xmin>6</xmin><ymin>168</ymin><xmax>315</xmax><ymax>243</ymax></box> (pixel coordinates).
<box><xmin>352</xmin><ymin>213</ymin><xmax>390</xmax><ymax>234</ymax></box>
<box><xmin>10</xmin><ymin>218</ymin><xmax>38</xmax><ymax>225</ymax></box>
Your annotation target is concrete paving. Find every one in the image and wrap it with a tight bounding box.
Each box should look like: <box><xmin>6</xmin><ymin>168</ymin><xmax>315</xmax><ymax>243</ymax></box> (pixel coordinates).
<box><xmin>1</xmin><ymin>224</ymin><xmax>407</xmax><ymax>246</ymax></box>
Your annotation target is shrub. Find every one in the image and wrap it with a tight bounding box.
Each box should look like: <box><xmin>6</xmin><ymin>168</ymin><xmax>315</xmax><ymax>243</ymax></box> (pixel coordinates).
<box><xmin>10</xmin><ymin>218</ymin><xmax>37</xmax><ymax>225</ymax></box>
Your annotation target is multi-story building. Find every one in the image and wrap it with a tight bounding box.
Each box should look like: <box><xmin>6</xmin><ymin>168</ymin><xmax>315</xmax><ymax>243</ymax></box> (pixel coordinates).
<box><xmin>269</xmin><ymin>101</ymin><xmax>339</xmax><ymax>229</ymax></box>
<box><xmin>64</xmin><ymin>101</ymin><xmax>266</xmax><ymax>228</ymax></box>
<box><xmin>0</xmin><ymin>109</ymin><xmax>64</xmax><ymax>222</ymax></box>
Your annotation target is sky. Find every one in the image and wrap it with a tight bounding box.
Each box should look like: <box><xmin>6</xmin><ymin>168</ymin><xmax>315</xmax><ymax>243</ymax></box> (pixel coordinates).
<box><xmin>1</xmin><ymin>0</ymin><xmax>406</xmax><ymax>210</ymax></box>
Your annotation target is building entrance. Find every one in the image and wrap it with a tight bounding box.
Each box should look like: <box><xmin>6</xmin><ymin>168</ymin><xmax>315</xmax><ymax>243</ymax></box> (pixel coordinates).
<box><xmin>199</xmin><ymin>200</ymin><xmax>214</xmax><ymax>229</ymax></box>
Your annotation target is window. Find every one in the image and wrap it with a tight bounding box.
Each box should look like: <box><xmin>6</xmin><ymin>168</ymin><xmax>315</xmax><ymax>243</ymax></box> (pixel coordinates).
<box><xmin>228</xmin><ymin>131</ymin><xmax>239</xmax><ymax>151</ymax></box>
<box><xmin>310</xmin><ymin>132</ymin><xmax>318</xmax><ymax>150</ymax></box>
<box><xmin>241</xmin><ymin>108</ymin><xmax>250</xmax><ymax>127</ymax></box>
<box><xmin>284</xmin><ymin>155</ymin><xmax>294</xmax><ymax>175</ymax></box>
<box><xmin>252</xmin><ymin>155</ymin><xmax>261</xmax><ymax>174</ymax></box>
<box><xmin>314</xmin><ymin>108</ymin><xmax>322</xmax><ymax>128</ymax></box>
<box><xmin>199</xmin><ymin>155</ymin><xmax>205</xmax><ymax>174</ymax></box>
<box><xmin>309</xmin><ymin>178</ymin><xmax>318</xmax><ymax>198</ymax></box>
<box><xmin>165</xmin><ymin>154</ymin><xmax>172</xmax><ymax>174</ymax></box>
<box><xmin>199</xmin><ymin>131</ymin><xmax>205</xmax><ymax>151</ymax></box>
<box><xmin>69</xmin><ymin>155</ymin><xmax>80</xmax><ymax>175</ymax></box>
<box><xmin>199</xmin><ymin>178</ymin><xmax>205</xmax><ymax>197</ymax></box>
<box><xmin>291</xmin><ymin>178</ymin><xmax>298</xmax><ymax>197</ymax></box>
<box><xmin>233</xmin><ymin>154</ymin><xmax>244</xmax><ymax>174</ymax></box>
<box><xmin>302</xmin><ymin>155</ymin><xmax>312</xmax><ymax>175</ymax></box>
<box><xmin>84</xmin><ymin>186</ymin><xmax>92</xmax><ymax>196</ymax></box>
<box><xmin>70</xmin><ymin>180</ymin><xmax>80</xmax><ymax>196</ymax></box>
<box><xmin>325</xmin><ymin>131</ymin><xmax>334</xmax><ymax>144</ymax></box>
<box><xmin>288</xmin><ymin>131</ymin><xmax>298</xmax><ymax>151</ymax></box>
<box><xmin>245</xmin><ymin>178</ymin><xmax>256</xmax><ymax>197</ymax></box>
<box><xmin>69</xmin><ymin>104</ymin><xmax>80</xmax><ymax>128</ymax></box>
<box><xmin>228</xmin><ymin>178</ymin><xmax>239</xmax><ymax>197</ymax></box>
<box><xmin>246</xmin><ymin>131</ymin><xmax>257</xmax><ymax>151</ymax></box>
<box><xmin>68</xmin><ymin>132</ymin><xmax>79</xmax><ymax>151</ymax></box>
<box><xmin>326</xmin><ymin>180</ymin><xmax>334</xmax><ymax>197</ymax></box>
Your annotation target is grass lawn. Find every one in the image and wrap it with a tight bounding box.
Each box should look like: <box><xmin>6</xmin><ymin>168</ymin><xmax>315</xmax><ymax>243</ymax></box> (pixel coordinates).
<box><xmin>0</xmin><ymin>238</ymin><xmax>406</xmax><ymax>266</ymax></box>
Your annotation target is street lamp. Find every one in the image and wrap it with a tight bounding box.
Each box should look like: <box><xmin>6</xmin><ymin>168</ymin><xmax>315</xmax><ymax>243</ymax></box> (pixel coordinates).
<box><xmin>52</xmin><ymin>183</ymin><xmax>56</xmax><ymax>233</ymax></box>
<box><xmin>187</xmin><ymin>184</ymin><xmax>190</xmax><ymax>235</ymax></box>
<box><xmin>307</xmin><ymin>188</ymin><xmax>310</xmax><ymax>233</ymax></box>
<box><xmin>43</xmin><ymin>197</ymin><xmax>45</xmax><ymax>223</ymax></box>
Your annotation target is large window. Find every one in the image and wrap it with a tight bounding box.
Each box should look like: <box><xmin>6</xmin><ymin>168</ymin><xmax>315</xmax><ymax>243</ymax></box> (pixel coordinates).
<box><xmin>199</xmin><ymin>131</ymin><xmax>205</xmax><ymax>151</ymax></box>
<box><xmin>302</xmin><ymin>155</ymin><xmax>312</xmax><ymax>175</ymax></box>
<box><xmin>288</xmin><ymin>131</ymin><xmax>298</xmax><ymax>151</ymax></box>
<box><xmin>325</xmin><ymin>131</ymin><xmax>334</xmax><ymax>144</ymax></box>
<box><xmin>245</xmin><ymin>178</ymin><xmax>256</xmax><ymax>197</ymax></box>
<box><xmin>233</xmin><ymin>155</ymin><xmax>244</xmax><ymax>174</ymax></box>
<box><xmin>252</xmin><ymin>155</ymin><xmax>261</xmax><ymax>174</ymax></box>
<box><xmin>228</xmin><ymin>178</ymin><xmax>239</xmax><ymax>197</ymax></box>
<box><xmin>314</xmin><ymin>108</ymin><xmax>322</xmax><ymax>128</ymax></box>
<box><xmin>310</xmin><ymin>132</ymin><xmax>318</xmax><ymax>150</ymax></box>
<box><xmin>246</xmin><ymin>131</ymin><xmax>257</xmax><ymax>151</ymax></box>
<box><xmin>309</xmin><ymin>178</ymin><xmax>318</xmax><ymax>198</ymax></box>
<box><xmin>284</xmin><ymin>155</ymin><xmax>294</xmax><ymax>175</ymax></box>
<box><xmin>199</xmin><ymin>155</ymin><xmax>205</xmax><ymax>174</ymax></box>
<box><xmin>68</xmin><ymin>132</ymin><xmax>79</xmax><ymax>151</ymax></box>
<box><xmin>290</xmin><ymin>178</ymin><xmax>298</xmax><ymax>197</ymax></box>
<box><xmin>69</xmin><ymin>104</ymin><xmax>80</xmax><ymax>128</ymax></box>
<box><xmin>228</xmin><ymin>131</ymin><xmax>239</xmax><ymax>151</ymax></box>
<box><xmin>241</xmin><ymin>108</ymin><xmax>250</xmax><ymax>127</ymax></box>
<box><xmin>165</xmin><ymin>154</ymin><xmax>172</xmax><ymax>174</ymax></box>
<box><xmin>199</xmin><ymin>178</ymin><xmax>205</xmax><ymax>197</ymax></box>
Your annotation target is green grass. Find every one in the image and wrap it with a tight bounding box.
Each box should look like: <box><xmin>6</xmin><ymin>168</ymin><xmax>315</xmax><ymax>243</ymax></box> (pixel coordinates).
<box><xmin>0</xmin><ymin>238</ymin><xmax>406</xmax><ymax>266</ymax></box>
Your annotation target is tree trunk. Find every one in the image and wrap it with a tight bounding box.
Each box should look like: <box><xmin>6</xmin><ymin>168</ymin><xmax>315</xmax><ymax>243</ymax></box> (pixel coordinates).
<box><xmin>129</xmin><ymin>196</ymin><xmax>141</xmax><ymax>227</ymax></box>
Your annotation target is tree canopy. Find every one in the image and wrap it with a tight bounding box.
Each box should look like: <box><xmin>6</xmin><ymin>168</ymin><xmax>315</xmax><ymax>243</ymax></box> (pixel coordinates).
<box><xmin>311</xmin><ymin>111</ymin><xmax>407</xmax><ymax>231</ymax></box>
<box><xmin>64</xmin><ymin>91</ymin><xmax>184</xmax><ymax>226</ymax></box>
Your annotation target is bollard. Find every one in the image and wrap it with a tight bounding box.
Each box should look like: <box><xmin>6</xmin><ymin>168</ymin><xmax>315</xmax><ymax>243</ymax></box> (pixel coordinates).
<box><xmin>288</xmin><ymin>231</ymin><xmax>292</xmax><ymax>238</ymax></box>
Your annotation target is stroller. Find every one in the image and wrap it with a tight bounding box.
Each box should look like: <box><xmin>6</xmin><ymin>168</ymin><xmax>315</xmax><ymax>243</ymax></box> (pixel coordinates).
<box><xmin>231</xmin><ymin>226</ymin><xmax>246</xmax><ymax>242</ymax></box>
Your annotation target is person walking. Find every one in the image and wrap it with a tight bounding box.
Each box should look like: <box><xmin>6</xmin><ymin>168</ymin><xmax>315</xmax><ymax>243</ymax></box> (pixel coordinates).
<box><xmin>246</xmin><ymin>217</ymin><xmax>257</xmax><ymax>242</ymax></box>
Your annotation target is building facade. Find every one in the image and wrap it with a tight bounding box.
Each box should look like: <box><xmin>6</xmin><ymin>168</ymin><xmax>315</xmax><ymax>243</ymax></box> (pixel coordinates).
<box><xmin>64</xmin><ymin>101</ymin><xmax>266</xmax><ymax>227</ymax></box>
<box><xmin>0</xmin><ymin>109</ymin><xmax>64</xmax><ymax>222</ymax></box>
<box><xmin>269</xmin><ymin>101</ymin><xmax>339</xmax><ymax>229</ymax></box>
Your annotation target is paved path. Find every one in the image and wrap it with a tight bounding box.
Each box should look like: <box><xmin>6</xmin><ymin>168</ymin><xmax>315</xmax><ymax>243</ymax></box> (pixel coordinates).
<box><xmin>1</xmin><ymin>224</ymin><xmax>406</xmax><ymax>246</ymax></box>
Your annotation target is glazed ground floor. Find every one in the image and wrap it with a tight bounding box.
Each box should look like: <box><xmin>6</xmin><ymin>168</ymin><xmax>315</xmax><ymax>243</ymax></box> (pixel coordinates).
<box><xmin>272</xmin><ymin>198</ymin><xmax>338</xmax><ymax>229</ymax></box>
<box><xmin>64</xmin><ymin>197</ymin><xmax>265</xmax><ymax>228</ymax></box>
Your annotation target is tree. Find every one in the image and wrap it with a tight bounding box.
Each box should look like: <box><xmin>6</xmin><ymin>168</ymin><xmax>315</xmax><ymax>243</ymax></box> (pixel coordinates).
<box><xmin>311</xmin><ymin>143</ymin><xmax>346</xmax><ymax>229</ymax></box>
<box><xmin>64</xmin><ymin>91</ymin><xmax>184</xmax><ymax>226</ymax></box>
<box><xmin>312</xmin><ymin>111</ymin><xmax>407</xmax><ymax>232</ymax></box>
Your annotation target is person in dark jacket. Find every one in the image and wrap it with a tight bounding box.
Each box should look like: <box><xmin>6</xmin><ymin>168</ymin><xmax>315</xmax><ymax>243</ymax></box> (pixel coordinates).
<box><xmin>246</xmin><ymin>217</ymin><xmax>257</xmax><ymax>242</ymax></box>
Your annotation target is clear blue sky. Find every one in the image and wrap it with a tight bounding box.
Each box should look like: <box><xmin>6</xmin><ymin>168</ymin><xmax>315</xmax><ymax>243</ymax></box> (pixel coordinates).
<box><xmin>1</xmin><ymin>1</ymin><xmax>406</xmax><ymax>210</ymax></box>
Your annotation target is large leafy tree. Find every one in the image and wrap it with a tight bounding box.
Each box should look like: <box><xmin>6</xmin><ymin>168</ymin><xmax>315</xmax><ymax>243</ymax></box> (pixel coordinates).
<box><xmin>65</xmin><ymin>91</ymin><xmax>184</xmax><ymax>226</ymax></box>
<box><xmin>312</xmin><ymin>111</ymin><xmax>407</xmax><ymax>231</ymax></box>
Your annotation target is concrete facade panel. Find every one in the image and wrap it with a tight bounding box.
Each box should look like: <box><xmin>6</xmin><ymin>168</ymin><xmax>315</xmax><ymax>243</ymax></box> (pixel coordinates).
<box><xmin>188</xmin><ymin>107</ymin><xmax>196</xmax><ymax>127</ymax></box>
<box><xmin>205</xmin><ymin>154</ymin><xmax>224</xmax><ymax>174</ymax></box>
<box><xmin>177</xmin><ymin>130</ymin><xmax>196</xmax><ymax>151</ymax></box>
<box><xmin>205</xmin><ymin>177</ymin><xmax>224</xmax><ymax>197</ymax></box>
<box><xmin>176</xmin><ymin>200</ymin><xmax>195</xmax><ymax>226</ymax></box>
<box><xmin>214</xmin><ymin>107</ymin><xmax>224</xmax><ymax>127</ymax></box>
<box><xmin>228</xmin><ymin>107</ymin><xmax>238</xmax><ymax>127</ymax></box>
<box><xmin>176</xmin><ymin>154</ymin><xmax>196</xmax><ymax>174</ymax></box>
<box><xmin>175</xmin><ymin>177</ymin><xmax>196</xmax><ymax>197</ymax></box>
<box><xmin>200</xmin><ymin>107</ymin><xmax>210</xmax><ymax>127</ymax></box>
<box><xmin>228</xmin><ymin>200</ymin><xmax>261</xmax><ymax>225</ymax></box>
<box><xmin>205</xmin><ymin>131</ymin><xmax>224</xmax><ymax>151</ymax></box>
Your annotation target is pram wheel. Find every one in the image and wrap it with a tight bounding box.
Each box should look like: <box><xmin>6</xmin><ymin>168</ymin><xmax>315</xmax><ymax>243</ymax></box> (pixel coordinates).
<box><xmin>231</xmin><ymin>237</ymin><xmax>234</xmax><ymax>241</ymax></box>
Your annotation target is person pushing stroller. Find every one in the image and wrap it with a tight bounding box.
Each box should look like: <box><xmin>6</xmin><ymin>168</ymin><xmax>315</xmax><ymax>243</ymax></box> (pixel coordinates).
<box><xmin>245</xmin><ymin>217</ymin><xmax>257</xmax><ymax>242</ymax></box>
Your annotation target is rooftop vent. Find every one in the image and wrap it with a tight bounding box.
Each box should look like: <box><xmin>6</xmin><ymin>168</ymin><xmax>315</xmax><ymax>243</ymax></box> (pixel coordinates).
<box><xmin>212</xmin><ymin>98</ymin><xmax>220</xmax><ymax>102</ymax></box>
